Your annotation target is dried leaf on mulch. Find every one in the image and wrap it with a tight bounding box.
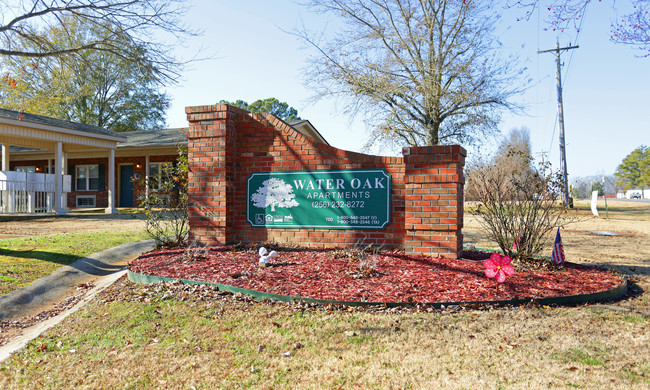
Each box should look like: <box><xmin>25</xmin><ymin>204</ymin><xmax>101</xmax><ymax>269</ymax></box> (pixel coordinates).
<box><xmin>128</xmin><ymin>246</ymin><xmax>623</xmax><ymax>304</ymax></box>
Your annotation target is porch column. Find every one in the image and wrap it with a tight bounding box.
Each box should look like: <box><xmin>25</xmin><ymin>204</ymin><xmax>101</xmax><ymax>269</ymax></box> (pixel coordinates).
<box><xmin>54</xmin><ymin>141</ymin><xmax>66</xmax><ymax>215</ymax></box>
<box><xmin>145</xmin><ymin>155</ymin><xmax>150</xmax><ymax>200</ymax></box>
<box><xmin>1</xmin><ymin>144</ymin><xmax>9</xmax><ymax>170</ymax></box>
<box><xmin>60</xmin><ymin>152</ymin><xmax>68</xmax><ymax>211</ymax></box>
<box><xmin>1</xmin><ymin>144</ymin><xmax>8</xmax><ymax>212</ymax></box>
<box><xmin>105</xmin><ymin>148</ymin><xmax>117</xmax><ymax>214</ymax></box>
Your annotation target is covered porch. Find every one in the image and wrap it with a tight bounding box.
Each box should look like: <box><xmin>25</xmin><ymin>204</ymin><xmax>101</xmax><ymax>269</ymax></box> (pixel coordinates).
<box><xmin>0</xmin><ymin>109</ymin><xmax>126</xmax><ymax>215</ymax></box>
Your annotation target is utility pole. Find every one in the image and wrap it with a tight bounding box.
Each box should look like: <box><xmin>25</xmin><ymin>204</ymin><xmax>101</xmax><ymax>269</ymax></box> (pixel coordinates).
<box><xmin>538</xmin><ymin>41</ymin><xmax>579</xmax><ymax>207</ymax></box>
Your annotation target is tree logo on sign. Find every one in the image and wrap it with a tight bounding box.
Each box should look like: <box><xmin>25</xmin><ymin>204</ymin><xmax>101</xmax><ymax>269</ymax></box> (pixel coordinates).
<box><xmin>251</xmin><ymin>178</ymin><xmax>300</xmax><ymax>211</ymax></box>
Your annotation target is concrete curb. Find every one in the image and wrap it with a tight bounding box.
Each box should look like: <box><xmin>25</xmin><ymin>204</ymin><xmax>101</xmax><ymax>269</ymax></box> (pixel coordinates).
<box><xmin>0</xmin><ymin>240</ymin><xmax>155</xmax><ymax>363</ymax></box>
<box><xmin>0</xmin><ymin>239</ymin><xmax>155</xmax><ymax>321</ymax></box>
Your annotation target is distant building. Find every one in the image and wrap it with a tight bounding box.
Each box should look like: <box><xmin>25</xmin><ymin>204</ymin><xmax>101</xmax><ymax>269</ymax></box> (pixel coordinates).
<box><xmin>0</xmin><ymin>108</ymin><xmax>328</xmax><ymax>213</ymax></box>
<box><xmin>616</xmin><ymin>188</ymin><xmax>649</xmax><ymax>199</ymax></box>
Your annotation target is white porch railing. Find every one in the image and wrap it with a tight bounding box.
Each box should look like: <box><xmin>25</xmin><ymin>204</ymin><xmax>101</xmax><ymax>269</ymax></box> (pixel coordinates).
<box><xmin>0</xmin><ymin>171</ymin><xmax>71</xmax><ymax>214</ymax></box>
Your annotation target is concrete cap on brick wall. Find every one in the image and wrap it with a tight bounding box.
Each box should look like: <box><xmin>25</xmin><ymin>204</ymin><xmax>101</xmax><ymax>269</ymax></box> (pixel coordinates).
<box><xmin>402</xmin><ymin>145</ymin><xmax>467</xmax><ymax>157</ymax></box>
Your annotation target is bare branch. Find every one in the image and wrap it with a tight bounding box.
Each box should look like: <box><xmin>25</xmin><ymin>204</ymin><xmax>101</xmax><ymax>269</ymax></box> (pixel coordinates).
<box><xmin>0</xmin><ymin>0</ymin><xmax>201</xmax><ymax>83</ymax></box>
<box><xmin>508</xmin><ymin>0</ymin><xmax>650</xmax><ymax>56</ymax></box>
<box><xmin>298</xmin><ymin>0</ymin><xmax>523</xmax><ymax>148</ymax></box>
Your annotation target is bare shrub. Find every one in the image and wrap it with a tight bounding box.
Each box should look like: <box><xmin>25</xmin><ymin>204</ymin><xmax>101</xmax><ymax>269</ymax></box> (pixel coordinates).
<box><xmin>467</xmin><ymin>149</ymin><xmax>568</xmax><ymax>263</ymax></box>
<box><xmin>176</xmin><ymin>241</ymin><xmax>210</xmax><ymax>262</ymax></box>
<box><xmin>334</xmin><ymin>237</ymin><xmax>384</xmax><ymax>278</ymax></box>
<box><xmin>136</xmin><ymin>144</ymin><xmax>188</xmax><ymax>248</ymax></box>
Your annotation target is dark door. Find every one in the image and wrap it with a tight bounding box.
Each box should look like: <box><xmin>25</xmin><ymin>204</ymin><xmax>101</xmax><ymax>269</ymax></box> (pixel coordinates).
<box><xmin>119</xmin><ymin>165</ymin><xmax>134</xmax><ymax>207</ymax></box>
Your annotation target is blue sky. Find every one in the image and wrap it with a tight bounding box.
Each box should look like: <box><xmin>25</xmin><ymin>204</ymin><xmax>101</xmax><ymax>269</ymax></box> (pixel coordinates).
<box><xmin>165</xmin><ymin>1</ymin><xmax>650</xmax><ymax>178</ymax></box>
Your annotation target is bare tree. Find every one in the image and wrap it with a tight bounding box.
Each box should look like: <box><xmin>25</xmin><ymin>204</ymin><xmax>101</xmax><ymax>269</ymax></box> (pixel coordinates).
<box><xmin>0</xmin><ymin>0</ymin><xmax>199</xmax><ymax>83</ymax></box>
<box><xmin>297</xmin><ymin>0</ymin><xmax>524</xmax><ymax>148</ymax></box>
<box><xmin>0</xmin><ymin>17</ymin><xmax>169</xmax><ymax>131</ymax></box>
<box><xmin>465</xmin><ymin>127</ymin><xmax>533</xmax><ymax>201</ymax></box>
<box><xmin>495</xmin><ymin>127</ymin><xmax>533</xmax><ymax>173</ymax></box>
<box><xmin>571</xmin><ymin>174</ymin><xmax>618</xmax><ymax>198</ymax></box>
<box><xmin>611</xmin><ymin>1</ymin><xmax>650</xmax><ymax>55</ymax></box>
<box><xmin>510</xmin><ymin>0</ymin><xmax>650</xmax><ymax>56</ymax></box>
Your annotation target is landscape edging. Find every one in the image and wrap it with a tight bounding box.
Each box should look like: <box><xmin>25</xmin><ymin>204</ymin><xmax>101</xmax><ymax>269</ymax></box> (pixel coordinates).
<box><xmin>127</xmin><ymin>269</ymin><xmax>628</xmax><ymax>308</ymax></box>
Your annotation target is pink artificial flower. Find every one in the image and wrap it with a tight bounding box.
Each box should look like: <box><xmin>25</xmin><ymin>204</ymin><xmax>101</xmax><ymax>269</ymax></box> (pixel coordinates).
<box><xmin>512</xmin><ymin>236</ymin><xmax>521</xmax><ymax>251</ymax></box>
<box><xmin>484</xmin><ymin>253</ymin><xmax>515</xmax><ymax>283</ymax></box>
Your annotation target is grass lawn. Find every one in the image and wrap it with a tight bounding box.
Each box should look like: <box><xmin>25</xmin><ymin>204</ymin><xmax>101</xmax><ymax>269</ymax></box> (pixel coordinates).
<box><xmin>0</xmin><ymin>201</ymin><xmax>648</xmax><ymax>389</ymax></box>
<box><xmin>0</xmin><ymin>230</ymin><xmax>150</xmax><ymax>296</ymax></box>
<box><xmin>0</xmin><ymin>280</ymin><xmax>647</xmax><ymax>389</ymax></box>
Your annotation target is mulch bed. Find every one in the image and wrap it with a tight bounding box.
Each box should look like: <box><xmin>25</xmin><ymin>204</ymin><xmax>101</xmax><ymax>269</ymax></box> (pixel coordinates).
<box><xmin>128</xmin><ymin>246</ymin><xmax>624</xmax><ymax>304</ymax></box>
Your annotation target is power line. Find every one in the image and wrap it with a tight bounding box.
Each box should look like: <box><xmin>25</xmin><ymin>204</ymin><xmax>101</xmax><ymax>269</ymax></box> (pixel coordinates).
<box><xmin>561</xmin><ymin>5</ymin><xmax>587</xmax><ymax>89</ymax></box>
<box><xmin>548</xmin><ymin>112</ymin><xmax>558</xmax><ymax>154</ymax></box>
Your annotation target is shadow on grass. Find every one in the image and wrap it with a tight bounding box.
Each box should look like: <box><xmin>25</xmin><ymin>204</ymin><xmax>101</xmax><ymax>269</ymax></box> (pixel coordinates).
<box><xmin>0</xmin><ymin>248</ymin><xmax>77</xmax><ymax>266</ymax></box>
<box><xmin>622</xmin><ymin>281</ymin><xmax>645</xmax><ymax>301</ymax></box>
<box><xmin>594</xmin><ymin>262</ymin><xmax>650</xmax><ymax>277</ymax></box>
<box><xmin>0</xmin><ymin>248</ymin><xmax>124</xmax><ymax>276</ymax></box>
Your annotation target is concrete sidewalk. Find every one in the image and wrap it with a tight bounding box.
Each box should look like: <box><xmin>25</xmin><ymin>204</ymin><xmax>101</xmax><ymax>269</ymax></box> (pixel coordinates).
<box><xmin>0</xmin><ymin>239</ymin><xmax>155</xmax><ymax>322</ymax></box>
<box><xmin>0</xmin><ymin>239</ymin><xmax>155</xmax><ymax>363</ymax></box>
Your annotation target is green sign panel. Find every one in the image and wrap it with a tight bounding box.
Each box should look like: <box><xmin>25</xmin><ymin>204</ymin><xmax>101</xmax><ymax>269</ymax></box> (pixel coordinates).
<box><xmin>247</xmin><ymin>169</ymin><xmax>391</xmax><ymax>229</ymax></box>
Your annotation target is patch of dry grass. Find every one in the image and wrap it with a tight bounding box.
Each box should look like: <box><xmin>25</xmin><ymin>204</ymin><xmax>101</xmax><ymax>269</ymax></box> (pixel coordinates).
<box><xmin>0</xmin><ymin>201</ymin><xmax>648</xmax><ymax>389</ymax></box>
<box><xmin>0</xmin><ymin>279</ymin><xmax>647</xmax><ymax>389</ymax></box>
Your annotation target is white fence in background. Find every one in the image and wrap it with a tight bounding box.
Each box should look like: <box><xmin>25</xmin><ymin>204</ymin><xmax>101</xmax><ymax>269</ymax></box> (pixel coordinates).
<box><xmin>0</xmin><ymin>171</ymin><xmax>71</xmax><ymax>214</ymax></box>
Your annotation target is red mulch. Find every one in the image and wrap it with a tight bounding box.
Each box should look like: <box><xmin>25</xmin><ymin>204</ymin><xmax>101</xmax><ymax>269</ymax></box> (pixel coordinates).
<box><xmin>128</xmin><ymin>247</ymin><xmax>623</xmax><ymax>304</ymax></box>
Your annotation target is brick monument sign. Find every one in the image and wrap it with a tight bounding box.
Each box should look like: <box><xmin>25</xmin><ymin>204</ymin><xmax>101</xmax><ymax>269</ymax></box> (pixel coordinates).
<box><xmin>186</xmin><ymin>104</ymin><xmax>466</xmax><ymax>258</ymax></box>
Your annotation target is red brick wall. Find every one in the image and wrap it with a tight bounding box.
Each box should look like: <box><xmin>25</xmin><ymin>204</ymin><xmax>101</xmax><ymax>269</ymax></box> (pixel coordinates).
<box><xmin>65</xmin><ymin>157</ymin><xmax>110</xmax><ymax>207</ymax></box>
<box><xmin>186</xmin><ymin>104</ymin><xmax>466</xmax><ymax>258</ymax></box>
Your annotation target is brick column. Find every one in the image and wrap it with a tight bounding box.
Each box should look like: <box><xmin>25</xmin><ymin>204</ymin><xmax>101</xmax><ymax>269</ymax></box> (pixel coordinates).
<box><xmin>186</xmin><ymin>105</ymin><xmax>238</xmax><ymax>245</ymax></box>
<box><xmin>402</xmin><ymin>145</ymin><xmax>466</xmax><ymax>258</ymax></box>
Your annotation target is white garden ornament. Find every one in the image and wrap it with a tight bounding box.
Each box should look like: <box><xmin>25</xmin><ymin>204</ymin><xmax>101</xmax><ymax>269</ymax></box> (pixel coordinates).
<box><xmin>258</xmin><ymin>247</ymin><xmax>277</xmax><ymax>267</ymax></box>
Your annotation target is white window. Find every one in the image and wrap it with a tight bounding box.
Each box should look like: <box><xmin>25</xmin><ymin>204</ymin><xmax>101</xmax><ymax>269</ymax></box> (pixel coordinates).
<box><xmin>149</xmin><ymin>162</ymin><xmax>172</xmax><ymax>190</ymax></box>
<box><xmin>76</xmin><ymin>195</ymin><xmax>96</xmax><ymax>207</ymax></box>
<box><xmin>76</xmin><ymin>165</ymin><xmax>100</xmax><ymax>191</ymax></box>
<box><xmin>15</xmin><ymin>166</ymin><xmax>36</xmax><ymax>173</ymax></box>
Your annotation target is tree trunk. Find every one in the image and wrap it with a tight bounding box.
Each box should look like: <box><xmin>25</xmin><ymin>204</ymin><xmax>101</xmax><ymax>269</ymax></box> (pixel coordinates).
<box><xmin>426</xmin><ymin>122</ymin><xmax>439</xmax><ymax>146</ymax></box>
